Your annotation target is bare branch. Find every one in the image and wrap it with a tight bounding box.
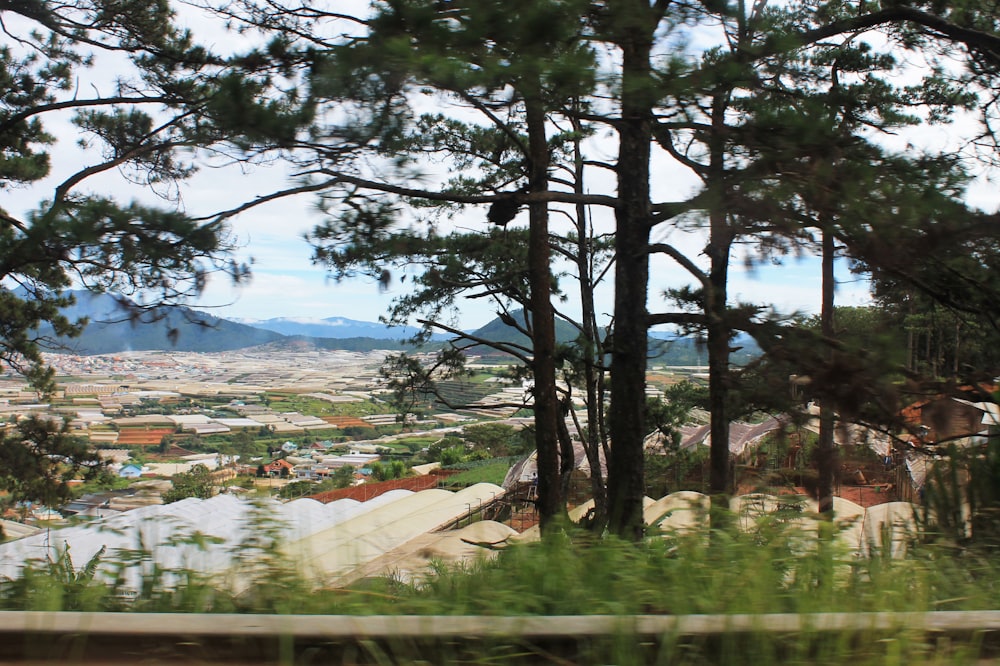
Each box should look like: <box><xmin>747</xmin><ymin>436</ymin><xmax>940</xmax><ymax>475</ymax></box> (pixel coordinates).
<box><xmin>649</xmin><ymin>242</ymin><xmax>710</xmax><ymax>287</ymax></box>
<box><xmin>417</xmin><ymin>318</ymin><xmax>534</xmax><ymax>362</ymax></box>
<box><xmin>0</xmin><ymin>95</ymin><xmax>181</xmax><ymax>136</ymax></box>
<box><xmin>647</xmin><ymin>312</ymin><xmax>706</xmax><ymax>327</ymax></box>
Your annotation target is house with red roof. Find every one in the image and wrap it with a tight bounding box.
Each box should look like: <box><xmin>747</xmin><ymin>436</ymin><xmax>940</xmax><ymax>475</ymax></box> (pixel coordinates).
<box><xmin>263</xmin><ymin>459</ymin><xmax>295</xmax><ymax>477</ymax></box>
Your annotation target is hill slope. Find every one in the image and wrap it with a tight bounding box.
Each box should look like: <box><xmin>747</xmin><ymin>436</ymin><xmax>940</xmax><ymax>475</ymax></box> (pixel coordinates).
<box><xmin>32</xmin><ymin>291</ymin><xmax>438</xmax><ymax>355</ymax></box>
<box><xmin>36</xmin><ymin>291</ymin><xmax>285</xmax><ymax>354</ymax></box>
<box><xmin>234</xmin><ymin>316</ymin><xmax>432</xmax><ymax>340</ymax></box>
<box><xmin>30</xmin><ymin>292</ymin><xmax>760</xmax><ymax>362</ymax></box>
<box><xmin>465</xmin><ymin>311</ymin><xmax>760</xmax><ymax>366</ymax></box>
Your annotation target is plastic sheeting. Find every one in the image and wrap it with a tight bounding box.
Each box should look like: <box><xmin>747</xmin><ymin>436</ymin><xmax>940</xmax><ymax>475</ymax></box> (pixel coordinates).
<box><xmin>635</xmin><ymin>491</ymin><xmax>916</xmax><ymax>558</ymax></box>
<box><xmin>860</xmin><ymin>501</ymin><xmax>921</xmax><ymax>558</ymax></box>
<box><xmin>646</xmin><ymin>418</ymin><xmax>785</xmax><ymax>457</ymax></box>
<box><xmin>289</xmin><ymin>483</ymin><xmax>505</xmax><ymax>584</ymax></box>
<box><xmin>0</xmin><ymin>490</ymin><xmax>413</xmax><ymax>590</ymax></box>
<box><xmin>342</xmin><ymin>520</ymin><xmax>519</xmax><ymax>585</ymax></box>
<box><xmin>644</xmin><ymin>491</ymin><xmax>710</xmax><ymax>533</ymax></box>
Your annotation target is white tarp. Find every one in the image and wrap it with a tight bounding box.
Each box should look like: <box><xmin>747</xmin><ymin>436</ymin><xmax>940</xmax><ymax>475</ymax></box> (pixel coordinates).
<box><xmin>0</xmin><ymin>491</ymin><xmax>411</xmax><ymax>591</ymax></box>
<box><xmin>644</xmin><ymin>491</ymin><xmax>710</xmax><ymax>533</ymax></box>
<box><xmin>289</xmin><ymin>483</ymin><xmax>505</xmax><ymax>585</ymax></box>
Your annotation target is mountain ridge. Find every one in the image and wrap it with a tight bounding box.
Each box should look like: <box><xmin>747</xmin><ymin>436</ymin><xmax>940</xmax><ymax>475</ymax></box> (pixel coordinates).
<box><xmin>235</xmin><ymin>315</ymin><xmax>440</xmax><ymax>340</ymax></box>
<box><xmin>30</xmin><ymin>291</ymin><xmax>760</xmax><ymax>364</ymax></box>
<box><xmin>32</xmin><ymin>291</ymin><xmax>433</xmax><ymax>355</ymax></box>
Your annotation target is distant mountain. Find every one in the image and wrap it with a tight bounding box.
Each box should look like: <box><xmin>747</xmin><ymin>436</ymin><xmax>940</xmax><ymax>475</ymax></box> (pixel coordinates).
<box><xmin>30</xmin><ymin>290</ymin><xmax>439</xmax><ymax>355</ymax></box>
<box><xmin>466</xmin><ymin>310</ymin><xmax>760</xmax><ymax>366</ymax></box>
<box><xmin>29</xmin><ymin>290</ymin><xmax>761</xmax><ymax>361</ymax></box>
<box><xmin>467</xmin><ymin>311</ymin><xmax>581</xmax><ymax>348</ymax></box>
<box><xmin>35</xmin><ymin>291</ymin><xmax>284</xmax><ymax>354</ymax></box>
<box><xmin>648</xmin><ymin>331</ymin><xmax>760</xmax><ymax>366</ymax></box>
<box><xmin>254</xmin><ymin>337</ymin><xmax>429</xmax><ymax>353</ymax></box>
<box><xmin>235</xmin><ymin>316</ymin><xmax>438</xmax><ymax>340</ymax></box>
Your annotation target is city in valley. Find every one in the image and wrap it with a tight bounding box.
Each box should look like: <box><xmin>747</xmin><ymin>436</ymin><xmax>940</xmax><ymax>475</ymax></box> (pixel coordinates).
<box><xmin>0</xmin><ymin>342</ymin><xmax>927</xmax><ymax>559</ymax></box>
<box><xmin>0</xmin><ymin>345</ymin><xmax>549</xmax><ymax>518</ymax></box>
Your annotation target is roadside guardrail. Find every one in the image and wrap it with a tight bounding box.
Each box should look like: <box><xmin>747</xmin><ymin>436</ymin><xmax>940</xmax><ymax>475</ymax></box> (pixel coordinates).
<box><xmin>4</xmin><ymin>610</ymin><xmax>1000</xmax><ymax>663</ymax></box>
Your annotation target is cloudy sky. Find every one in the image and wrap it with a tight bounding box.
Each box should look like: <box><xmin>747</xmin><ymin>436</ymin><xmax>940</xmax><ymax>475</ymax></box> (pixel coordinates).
<box><xmin>9</xmin><ymin>3</ymin><xmax>992</xmax><ymax>331</ymax></box>
<box><xmin>9</xmin><ymin>125</ymin><xmax>873</xmax><ymax>331</ymax></box>
<box><xmin>175</xmin><ymin>151</ymin><xmax>880</xmax><ymax>330</ymax></box>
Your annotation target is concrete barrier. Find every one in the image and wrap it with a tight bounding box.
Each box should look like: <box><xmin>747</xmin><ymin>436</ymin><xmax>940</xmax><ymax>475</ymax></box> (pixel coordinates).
<box><xmin>2</xmin><ymin>610</ymin><xmax>999</xmax><ymax>663</ymax></box>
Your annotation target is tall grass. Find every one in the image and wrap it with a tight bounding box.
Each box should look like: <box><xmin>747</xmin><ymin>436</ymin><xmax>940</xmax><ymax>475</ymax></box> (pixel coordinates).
<box><xmin>3</xmin><ymin>512</ymin><xmax>1000</xmax><ymax>615</ymax></box>
<box><xmin>1</xmin><ymin>510</ymin><xmax>999</xmax><ymax>663</ymax></box>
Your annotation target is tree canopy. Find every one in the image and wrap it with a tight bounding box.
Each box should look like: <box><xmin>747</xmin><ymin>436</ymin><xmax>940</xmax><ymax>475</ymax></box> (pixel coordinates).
<box><xmin>6</xmin><ymin>0</ymin><xmax>1000</xmax><ymax>529</ymax></box>
<box><xmin>0</xmin><ymin>0</ymin><xmax>308</xmax><ymax>503</ymax></box>
<box><xmin>0</xmin><ymin>0</ymin><xmax>318</xmax><ymax>390</ymax></box>
<box><xmin>176</xmin><ymin>0</ymin><xmax>1000</xmax><ymax>536</ymax></box>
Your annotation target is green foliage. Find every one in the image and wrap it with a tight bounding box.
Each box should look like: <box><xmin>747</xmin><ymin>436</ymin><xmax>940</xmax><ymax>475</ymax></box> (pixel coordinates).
<box><xmin>391</xmin><ymin>436</ymin><xmax>440</xmax><ymax>454</ymax></box>
<box><xmin>644</xmin><ymin>395</ymin><xmax>688</xmax><ymax>444</ymax></box>
<box><xmin>461</xmin><ymin>423</ymin><xmax>527</xmax><ymax>457</ymax></box>
<box><xmin>0</xmin><ymin>0</ymin><xmax>333</xmax><ymax>389</ymax></box>
<box><xmin>276</xmin><ymin>479</ymin><xmax>318</xmax><ymax>499</ymax></box>
<box><xmin>229</xmin><ymin>429</ymin><xmax>265</xmax><ymax>462</ymax></box>
<box><xmin>274</xmin><ymin>466</ymin><xmax>359</xmax><ymax>498</ymax></box>
<box><xmin>1</xmin><ymin>505</ymin><xmax>1000</xmax><ymax>662</ymax></box>
<box><xmin>439</xmin><ymin>459</ymin><xmax>515</xmax><ymax>487</ymax></box>
<box><xmin>70</xmin><ymin>473</ymin><xmax>132</xmax><ymax>498</ymax></box>
<box><xmin>0</xmin><ymin>545</ymin><xmax>111</xmax><ymax>612</ymax></box>
<box><xmin>922</xmin><ymin>435</ymin><xmax>1000</xmax><ymax>549</ymax></box>
<box><xmin>873</xmin><ymin>272</ymin><xmax>1000</xmax><ymax>381</ymax></box>
<box><xmin>425</xmin><ymin>437</ymin><xmax>467</xmax><ymax>465</ymax></box>
<box><xmin>644</xmin><ymin>449</ymin><xmax>708</xmax><ymax>498</ymax></box>
<box><xmin>341</xmin><ymin>425</ymin><xmax>379</xmax><ymax>440</ymax></box>
<box><xmin>266</xmin><ymin>392</ymin><xmax>386</xmax><ymax>418</ymax></box>
<box><xmin>368</xmin><ymin>460</ymin><xmax>409</xmax><ymax>481</ymax></box>
<box><xmin>380</xmin><ymin>521</ymin><xmax>997</xmax><ymax>624</ymax></box>
<box><xmin>0</xmin><ymin>416</ymin><xmax>105</xmax><ymax>506</ymax></box>
<box><xmin>226</xmin><ymin>500</ymin><xmax>313</xmax><ymax>614</ymax></box>
<box><xmin>329</xmin><ymin>464</ymin><xmax>358</xmax><ymax>489</ymax></box>
<box><xmin>161</xmin><ymin>464</ymin><xmax>215</xmax><ymax>504</ymax></box>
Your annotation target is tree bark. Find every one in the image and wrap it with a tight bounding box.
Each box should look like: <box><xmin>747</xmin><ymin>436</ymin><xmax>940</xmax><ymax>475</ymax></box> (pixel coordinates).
<box><xmin>706</xmin><ymin>92</ymin><xmax>733</xmax><ymax>514</ymax></box>
<box><xmin>524</xmin><ymin>95</ymin><xmax>563</xmax><ymax>532</ymax></box>
<box><xmin>706</xmin><ymin>236</ymin><xmax>732</xmax><ymax>506</ymax></box>
<box><xmin>817</xmin><ymin>227</ymin><xmax>837</xmax><ymax>517</ymax></box>
<box><xmin>607</xmin><ymin>1</ymin><xmax>654</xmax><ymax>540</ymax></box>
<box><xmin>572</xmin><ymin>113</ymin><xmax>608</xmax><ymax>529</ymax></box>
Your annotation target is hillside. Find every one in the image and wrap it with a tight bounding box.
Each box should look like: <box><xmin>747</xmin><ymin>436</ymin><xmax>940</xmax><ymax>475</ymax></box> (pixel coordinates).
<box><xmin>29</xmin><ymin>291</ymin><xmax>760</xmax><ymax>363</ymax></box>
<box><xmin>35</xmin><ymin>291</ymin><xmax>285</xmax><ymax>354</ymax></box>
<box><xmin>465</xmin><ymin>311</ymin><xmax>760</xmax><ymax>366</ymax></box>
<box><xmin>256</xmin><ymin>337</ymin><xmax>432</xmax><ymax>353</ymax></box>
<box><xmin>234</xmin><ymin>316</ymin><xmax>437</xmax><ymax>340</ymax></box>
<box><xmin>32</xmin><ymin>291</ymin><xmax>441</xmax><ymax>355</ymax></box>
<box><xmin>467</xmin><ymin>312</ymin><xmax>580</xmax><ymax>349</ymax></box>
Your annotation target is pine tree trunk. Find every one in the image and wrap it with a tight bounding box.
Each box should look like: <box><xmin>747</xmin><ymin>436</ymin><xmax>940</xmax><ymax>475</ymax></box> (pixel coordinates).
<box><xmin>572</xmin><ymin>113</ymin><xmax>608</xmax><ymax>529</ymax></box>
<box><xmin>706</xmin><ymin>92</ymin><xmax>733</xmax><ymax>516</ymax></box>
<box><xmin>607</xmin><ymin>2</ymin><xmax>654</xmax><ymax>540</ymax></box>
<box><xmin>817</xmin><ymin>227</ymin><xmax>837</xmax><ymax>517</ymax></box>
<box><xmin>706</xmin><ymin>235</ymin><xmax>732</xmax><ymax>505</ymax></box>
<box><xmin>524</xmin><ymin>96</ymin><xmax>563</xmax><ymax>532</ymax></box>
<box><xmin>954</xmin><ymin>319</ymin><xmax>960</xmax><ymax>378</ymax></box>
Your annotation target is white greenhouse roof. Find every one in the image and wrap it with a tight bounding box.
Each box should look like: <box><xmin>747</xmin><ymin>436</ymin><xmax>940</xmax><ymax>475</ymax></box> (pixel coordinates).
<box><xmin>340</xmin><ymin>520</ymin><xmax>519</xmax><ymax>586</ymax></box>
<box><xmin>213</xmin><ymin>418</ymin><xmax>264</xmax><ymax>428</ymax></box>
<box><xmin>0</xmin><ymin>491</ymin><xmax>413</xmax><ymax>592</ymax></box>
<box><xmin>289</xmin><ymin>483</ymin><xmax>505</xmax><ymax>585</ymax></box>
<box><xmin>0</xmin><ymin>485</ymin><xmax>928</xmax><ymax>595</ymax></box>
<box><xmin>168</xmin><ymin>414</ymin><xmax>213</xmax><ymax>425</ymax></box>
<box><xmin>564</xmin><ymin>490</ymin><xmax>922</xmax><ymax>560</ymax></box>
<box><xmin>644</xmin><ymin>491</ymin><xmax>709</xmax><ymax>533</ymax></box>
<box><xmin>0</xmin><ymin>519</ymin><xmax>42</xmax><ymax>542</ymax></box>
